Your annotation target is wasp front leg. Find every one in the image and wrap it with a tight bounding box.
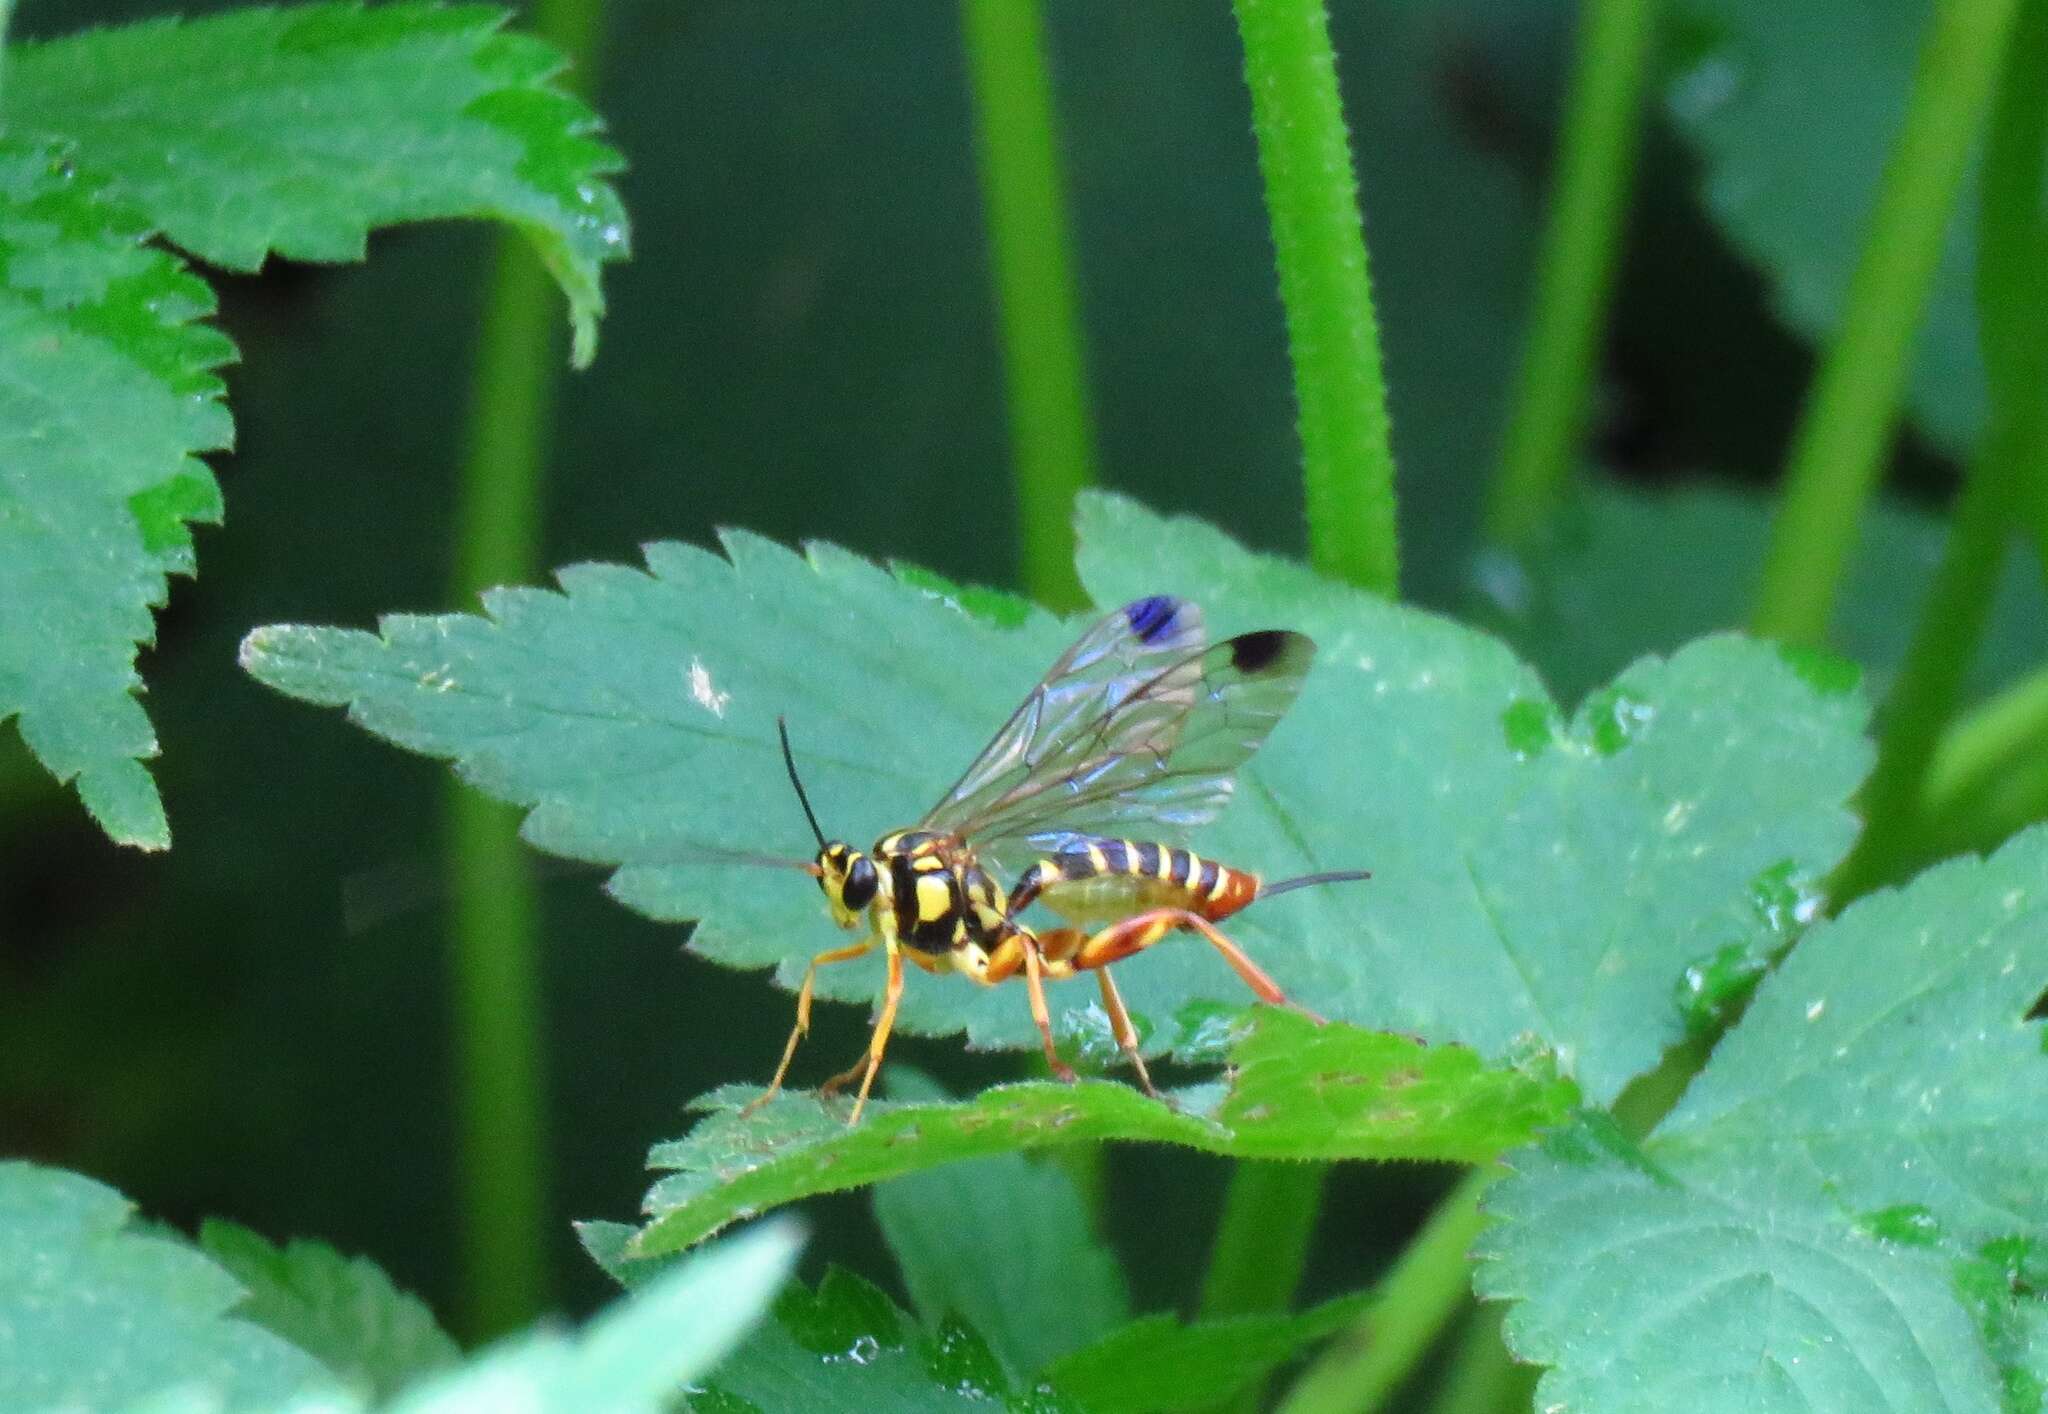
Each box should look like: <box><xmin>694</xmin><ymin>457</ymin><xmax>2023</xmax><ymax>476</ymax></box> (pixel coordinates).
<box><xmin>818</xmin><ymin>935</ymin><xmax>904</xmax><ymax>1125</ymax></box>
<box><xmin>742</xmin><ymin>936</ymin><xmax>878</xmax><ymax>1117</ymax></box>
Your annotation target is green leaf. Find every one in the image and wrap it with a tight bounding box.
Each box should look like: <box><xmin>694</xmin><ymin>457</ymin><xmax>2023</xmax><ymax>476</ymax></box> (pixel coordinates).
<box><xmin>240</xmin><ymin>494</ymin><xmax>1871</xmax><ymax>1108</ymax></box>
<box><xmin>1043</xmin><ymin>1292</ymin><xmax>1369</xmax><ymax>1414</ymax></box>
<box><xmin>624</xmin><ymin>1015</ymin><xmax>1568</xmax><ymax>1259</ymax></box>
<box><xmin>1662</xmin><ymin>0</ymin><xmax>2010</xmax><ymax>455</ymax></box>
<box><xmin>683</xmin><ymin>1266</ymin><xmax>1079</xmax><ymax>1413</ymax></box>
<box><xmin>873</xmin><ymin>1079</ymin><xmax>1129</xmax><ymax>1382</ymax></box>
<box><xmin>1476</xmin><ymin>824</ymin><xmax>2048</xmax><ymax>1411</ymax></box>
<box><xmin>0</xmin><ymin>140</ymin><xmax>233</xmax><ymax>848</ymax></box>
<box><xmin>379</xmin><ymin>1218</ymin><xmax>801</xmax><ymax>1413</ymax></box>
<box><xmin>197</xmin><ymin>1220</ymin><xmax>459</xmax><ymax>1400</ymax></box>
<box><xmin>4</xmin><ymin>2</ymin><xmax>628</xmax><ymax>365</ymax></box>
<box><xmin>0</xmin><ymin>1162</ymin><xmax>332</xmax><ymax>1410</ymax></box>
<box><xmin>1473</xmin><ymin>477</ymin><xmax>2048</xmax><ymax>708</ymax></box>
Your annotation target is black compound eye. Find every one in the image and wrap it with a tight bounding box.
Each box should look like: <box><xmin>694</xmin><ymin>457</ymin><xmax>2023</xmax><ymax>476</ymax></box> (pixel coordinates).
<box><xmin>841</xmin><ymin>856</ymin><xmax>878</xmax><ymax>910</ymax></box>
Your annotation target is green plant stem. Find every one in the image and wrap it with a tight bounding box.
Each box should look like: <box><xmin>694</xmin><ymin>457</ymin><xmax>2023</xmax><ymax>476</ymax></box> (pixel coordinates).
<box><xmin>448</xmin><ymin>250</ymin><xmax>551</xmax><ymax>1342</ymax></box>
<box><xmin>1233</xmin><ymin>0</ymin><xmax>1399</xmax><ymax>595</ymax></box>
<box><xmin>444</xmin><ymin>0</ymin><xmax>603</xmax><ymax>1342</ymax></box>
<box><xmin>1835</xmin><ymin>0</ymin><xmax>2048</xmax><ymax>897</ymax></box>
<box><xmin>1829</xmin><ymin>475</ymin><xmax>2010</xmax><ymax>898</ymax></box>
<box><xmin>1275</xmin><ymin>1166</ymin><xmax>1494</xmax><ymax>1414</ymax></box>
<box><xmin>1751</xmin><ymin>0</ymin><xmax>2023</xmax><ymax>645</ymax></box>
<box><xmin>1980</xmin><ymin>0</ymin><xmax>2048</xmax><ymax>584</ymax></box>
<box><xmin>960</xmin><ymin>0</ymin><xmax>1095</xmax><ymax>612</ymax></box>
<box><xmin>1918</xmin><ymin>665</ymin><xmax>2048</xmax><ymax>858</ymax></box>
<box><xmin>1200</xmin><ymin>1160</ymin><xmax>1325</xmax><ymax>1319</ymax></box>
<box><xmin>1198</xmin><ymin>1160</ymin><xmax>1325</xmax><ymax>1414</ymax></box>
<box><xmin>1485</xmin><ymin>0</ymin><xmax>1660</xmax><ymax>549</ymax></box>
<box><xmin>1420</xmin><ymin>1303</ymin><xmax>1537</xmax><ymax>1414</ymax></box>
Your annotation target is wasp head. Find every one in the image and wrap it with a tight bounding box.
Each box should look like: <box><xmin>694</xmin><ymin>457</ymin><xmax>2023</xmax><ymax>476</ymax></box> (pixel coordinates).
<box><xmin>815</xmin><ymin>842</ymin><xmax>879</xmax><ymax>928</ymax></box>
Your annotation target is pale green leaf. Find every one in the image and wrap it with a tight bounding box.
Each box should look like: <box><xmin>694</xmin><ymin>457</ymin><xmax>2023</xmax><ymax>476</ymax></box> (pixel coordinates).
<box><xmin>198</xmin><ymin>1220</ymin><xmax>459</xmax><ymax>1400</ymax></box>
<box><xmin>0</xmin><ymin>140</ymin><xmax>233</xmax><ymax>847</ymax></box>
<box><xmin>873</xmin><ymin>1076</ymin><xmax>1129</xmax><ymax>1382</ymax></box>
<box><xmin>1663</xmin><ymin>0</ymin><xmax>2007</xmax><ymax>454</ymax></box>
<box><xmin>240</xmin><ymin>494</ymin><xmax>1871</xmax><ymax>1109</ymax></box>
<box><xmin>379</xmin><ymin>1218</ymin><xmax>800</xmax><ymax>1413</ymax></box>
<box><xmin>624</xmin><ymin>1015</ymin><xmax>1569</xmax><ymax>1259</ymax></box>
<box><xmin>1073</xmin><ymin>494</ymin><xmax>1870</xmax><ymax>1104</ymax></box>
<box><xmin>4</xmin><ymin>2</ymin><xmax>628</xmax><ymax>364</ymax></box>
<box><xmin>1476</xmin><ymin>825</ymin><xmax>2048</xmax><ymax>1412</ymax></box>
<box><xmin>0</xmin><ymin>1162</ymin><xmax>332</xmax><ymax>1410</ymax></box>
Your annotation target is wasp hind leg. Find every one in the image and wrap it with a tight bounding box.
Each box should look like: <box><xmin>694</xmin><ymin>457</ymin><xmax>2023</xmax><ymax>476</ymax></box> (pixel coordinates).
<box><xmin>1072</xmin><ymin>908</ymin><xmax>1326</xmax><ymax>1026</ymax></box>
<box><xmin>1093</xmin><ymin>966</ymin><xmax>1160</xmax><ymax>1098</ymax></box>
<box><xmin>740</xmin><ymin>937</ymin><xmax>877</xmax><ymax>1119</ymax></box>
<box><xmin>818</xmin><ymin>937</ymin><xmax>904</xmax><ymax>1125</ymax></box>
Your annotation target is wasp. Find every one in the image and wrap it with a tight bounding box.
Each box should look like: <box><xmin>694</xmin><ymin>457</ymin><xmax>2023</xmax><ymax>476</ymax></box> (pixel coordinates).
<box><xmin>753</xmin><ymin>594</ymin><xmax>1367</xmax><ymax>1123</ymax></box>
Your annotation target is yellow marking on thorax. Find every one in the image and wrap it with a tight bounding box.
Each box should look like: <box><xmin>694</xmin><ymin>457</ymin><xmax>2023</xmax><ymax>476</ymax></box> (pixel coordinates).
<box><xmin>914</xmin><ymin>871</ymin><xmax>953</xmax><ymax>923</ymax></box>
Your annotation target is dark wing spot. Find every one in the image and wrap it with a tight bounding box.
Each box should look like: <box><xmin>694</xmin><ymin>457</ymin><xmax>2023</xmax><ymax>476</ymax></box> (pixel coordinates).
<box><xmin>1228</xmin><ymin>628</ymin><xmax>1305</xmax><ymax>674</ymax></box>
<box><xmin>1123</xmin><ymin>595</ymin><xmax>1184</xmax><ymax>645</ymax></box>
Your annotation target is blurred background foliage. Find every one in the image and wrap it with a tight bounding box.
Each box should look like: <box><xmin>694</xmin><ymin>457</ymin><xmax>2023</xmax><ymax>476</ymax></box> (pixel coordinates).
<box><xmin>3</xmin><ymin>0</ymin><xmax>2044</xmax><ymax>1372</ymax></box>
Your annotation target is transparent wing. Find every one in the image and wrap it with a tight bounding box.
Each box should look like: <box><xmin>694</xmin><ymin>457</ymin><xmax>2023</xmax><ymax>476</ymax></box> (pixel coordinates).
<box><xmin>924</xmin><ymin>606</ymin><xmax>1316</xmax><ymax>877</ymax></box>
<box><xmin>921</xmin><ymin>594</ymin><xmax>1208</xmax><ymax>836</ymax></box>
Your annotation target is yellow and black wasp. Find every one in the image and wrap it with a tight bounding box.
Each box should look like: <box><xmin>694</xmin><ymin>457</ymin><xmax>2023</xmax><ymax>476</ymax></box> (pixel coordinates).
<box><xmin>758</xmin><ymin>594</ymin><xmax>1367</xmax><ymax>1122</ymax></box>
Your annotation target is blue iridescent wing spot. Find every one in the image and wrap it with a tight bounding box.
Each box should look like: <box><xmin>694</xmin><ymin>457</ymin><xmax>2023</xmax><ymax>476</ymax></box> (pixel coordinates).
<box><xmin>1122</xmin><ymin>595</ymin><xmax>1185</xmax><ymax>645</ymax></box>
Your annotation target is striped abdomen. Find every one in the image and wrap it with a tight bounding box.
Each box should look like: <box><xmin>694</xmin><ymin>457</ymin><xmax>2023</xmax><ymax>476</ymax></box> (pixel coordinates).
<box><xmin>1007</xmin><ymin>836</ymin><xmax>1259</xmax><ymax>926</ymax></box>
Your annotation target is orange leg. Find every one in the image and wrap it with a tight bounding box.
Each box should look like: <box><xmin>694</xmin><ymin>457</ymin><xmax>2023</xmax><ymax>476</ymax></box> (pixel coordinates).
<box><xmin>985</xmin><ymin>926</ymin><xmax>1078</xmax><ymax>1082</ymax></box>
<box><xmin>1072</xmin><ymin>908</ymin><xmax>1325</xmax><ymax>1024</ymax></box>
<box><xmin>741</xmin><ymin>937</ymin><xmax>877</xmax><ymax>1116</ymax></box>
<box><xmin>818</xmin><ymin>938</ymin><xmax>904</xmax><ymax>1124</ymax></box>
<box><xmin>1094</xmin><ymin>967</ymin><xmax>1159</xmax><ymax>1097</ymax></box>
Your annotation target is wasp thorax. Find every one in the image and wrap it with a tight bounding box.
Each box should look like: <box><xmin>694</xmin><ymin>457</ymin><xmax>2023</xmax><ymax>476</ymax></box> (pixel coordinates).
<box><xmin>816</xmin><ymin>842</ymin><xmax>878</xmax><ymax>925</ymax></box>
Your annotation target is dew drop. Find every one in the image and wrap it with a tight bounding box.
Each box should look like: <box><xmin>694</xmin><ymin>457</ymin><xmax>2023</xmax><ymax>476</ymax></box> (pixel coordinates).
<box><xmin>1673</xmin><ymin>940</ymin><xmax>1767</xmax><ymax>1037</ymax></box>
<box><xmin>1581</xmin><ymin>688</ymin><xmax>1654</xmax><ymax>755</ymax></box>
<box><xmin>827</xmin><ymin>1334</ymin><xmax>880</xmax><ymax>1366</ymax></box>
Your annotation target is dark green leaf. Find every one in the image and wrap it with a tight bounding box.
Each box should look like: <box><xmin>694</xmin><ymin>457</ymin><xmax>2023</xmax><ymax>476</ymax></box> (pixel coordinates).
<box><xmin>4</xmin><ymin>2</ymin><xmax>627</xmax><ymax>364</ymax></box>
<box><xmin>626</xmin><ymin>1014</ymin><xmax>1569</xmax><ymax>1258</ymax></box>
<box><xmin>0</xmin><ymin>1162</ymin><xmax>331</xmax><ymax>1410</ymax></box>
<box><xmin>1476</xmin><ymin>825</ymin><xmax>2048</xmax><ymax>1411</ymax></box>
<box><xmin>0</xmin><ymin>140</ymin><xmax>233</xmax><ymax>847</ymax></box>
<box><xmin>873</xmin><ymin>1077</ymin><xmax>1129</xmax><ymax>1381</ymax></box>
<box><xmin>685</xmin><ymin>1267</ymin><xmax>1079</xmax><ymax>1413</ymax></box>
<box><xmin>1044</xmin><ymin>1292</ymin><xmax>1369</xmax><ymax>1414</ymax></box>
<box><xmin>198</xmin><ymin>1220</ymin><xmax>459</xmax><ymax>1400</ymax></box>
<box><xmin>1472</xmin><ymin>477</ymin><xmax>2048</xmax><ymax>708</ymax></box>
<box><xmin>1663</xmin><ymin>0</ymin><xmax>2011</xmax><ymax>454</ymax></box>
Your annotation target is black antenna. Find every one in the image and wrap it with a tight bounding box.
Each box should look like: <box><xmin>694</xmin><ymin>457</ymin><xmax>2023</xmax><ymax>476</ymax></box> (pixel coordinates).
<box><xmin>778</xmin><ymin>715</ymin><xmax>828</xmax><ymax>849</ymax></box>
<box><xmin>1259</xmin><ymin>868</ymin><xmax>1372</xmax><ymax>901</ymax></box>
